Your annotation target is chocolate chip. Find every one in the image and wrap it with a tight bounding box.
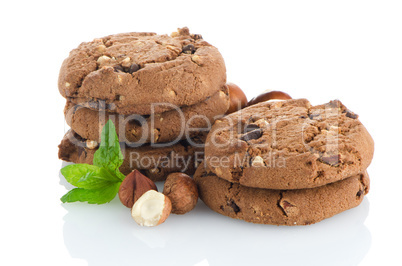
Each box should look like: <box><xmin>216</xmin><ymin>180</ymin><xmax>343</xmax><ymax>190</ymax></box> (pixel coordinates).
<box><xmin>128</xmin><ymin>63</ymin><xmax>140</xmax><ymax>74</ymax></box>
<box><xmin>244</xmin><ymin>124</ymin><xmax>260</xmax><ymax>133</ymax></box>
<box><xmin>178</xmin><ymin>139</ymin><xmax>191</xmax><ymax>150</ymax></box>
<box><xmin>240</xmin><ymin>129</ymin><xmax>263</xmax><ymax>142</ymax></box>
<box><xmin>356</xmin><ymin>190</ymin><xmax>364</xmax><ymax>197</ymax></box>
<box><xmin>113</xmin><ymin>65</ymin><xmax>124</xmax><ymax>72</ymax></box>
<box><xmin>201</xmin><ymin>170</ymin><xmax>211</xmax><ymax>178</ymax></box>
<box><xmin>345</xmin><ymin>110</ymin><xmax>358</xmax><ymax>119</ymax></box>
<box><xmin>308</xmin><ymin>113</ymin><xmax>320</xmax><ymax>120</ymax></box>
<box><xmin>319</xmin><ymin>154</ymin><xmax>341</xmax><ymax>166</ymax></box>
<box><xmin>191</xmin><ymin>34</ymin><xmax>203</xmax><ymax>40</ymax></box>
<box><xmin>316</xmin><ymin>170</ymin><xmax>325</xmax><ymax>178</ymax></box>
<box><xmin>107</xmin><ymin>103</ymin><xmax>116</xmax><ymax>111</ymax></box>
<box><xmin>227</xmin><ymin>200</ymin><xmax>240</xmax><ymax>214</ymax></box>
<box><xmin>327</xmin><ymin>101</ymin><xmax>341</xmax><ymax>109</ymax></box>
<box><xmin>182</xmin><ymin>44</ymin><xmax>196</xmax><ymax>54</ymax></box>
<box><xmin>300</xmin><ymin>115</ymin><xmax>307</xmax><ymax>119</ymax></box>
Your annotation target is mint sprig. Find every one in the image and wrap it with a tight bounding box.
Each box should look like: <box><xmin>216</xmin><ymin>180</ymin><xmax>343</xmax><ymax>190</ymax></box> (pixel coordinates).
<box><xmin>60</xmin><ymin>120</ymin><xmax>125</xmax><ymax>204</ymax></box>
<box><xmin>93</xmin><ymin>120</ymin><xmax>125</xmax><ymax>181</ymax></box>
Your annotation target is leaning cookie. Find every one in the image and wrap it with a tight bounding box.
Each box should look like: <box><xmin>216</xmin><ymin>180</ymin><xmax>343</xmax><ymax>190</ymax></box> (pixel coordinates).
<box><xmin>58</xmin><ymin>130</ymin><xmax>205</xmax><ymax>181</ymax></box>
<box><xmin>64</xmin><ymin>86</ymin><xmax>229</xmax><ymax>144</ymax></box>
<box><xmin>194</xmin><ymin>163</ymin><xmax>370</xmax><ymax>226</ymax></box>
<box><xmin>204</xmin><ymin>99</ymin><xmax>374</xmax><ymax>190</ymax></box>
<box><xmin>58</xmin><ymin>27</ymin><xmax>226</xmax><ymax>115</ymax></box>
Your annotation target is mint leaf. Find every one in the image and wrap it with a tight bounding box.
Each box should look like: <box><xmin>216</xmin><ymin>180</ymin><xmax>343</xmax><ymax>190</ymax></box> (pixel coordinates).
<box><xmin>60</xmin><ymin>119</ymin><xmax>126</xmax><ymax>204</ymax></box>
<box><xmin>61</xmin><ymin>164</ymin><xmax>120</xmax><ymax>189</ymax></box>
<box><xmin>93</xmin><ymin>120</ymin><xmax>124</xmax><ymax>179</ymax></box>
<box><xmin>60</xmin><ymin>183</ymin><xmax>121</xmax><ymax>204</ymax></box>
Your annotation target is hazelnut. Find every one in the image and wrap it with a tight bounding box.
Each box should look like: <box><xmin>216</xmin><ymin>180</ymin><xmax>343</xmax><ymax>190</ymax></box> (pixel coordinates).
<box><xmin>170</xmin><ymin>31</ymin><xmax>179</xmax><ymax>38</ymax></box>
<box><xmin>121</xmin><ymin>57</ymin><xmax>131</xmax><ymax>68</ymax></box>
<box><xmin>131</xmin><ymin>190</ymin><xmax>172</xmax><ymax>227</ymax></box>
<box><xmin>118</xmin><ymin>170</ymin><xmax>157</xmax><ymax>208</ymax></box>
<box><xmin>86</xmin><ymin>140</ymin><xmax>98</xmax><ymax>149</ymax></box>
<box><xmin>279</xmin><ymin>200</ymin><xmax>299</xmax><ymax>216</ymax></box>
<box><xmin>191</xmin><ymin>55</ymin><xmax>202</xmax><ymax>65</ymax></box>
<box><xmin>247</xmin><ymin>90</ymin><xmax>292</xmax><ymax>107</ymax></box>
<box><xmin>251</xmin><ymin>156</ymin><xmax>265</xmax><ymax>167</ymax></box>
<box><xmin>166</xmin><ymin>45</ymin><xmax>181</xmax><ymax>54</ymax></box>
<box><xmin>95</xmin><ymin>44</ymin><xmax>106</xmax><ymax>53</ymax></box>
<box><xmin>169</xmin><ymin>90</ymin><xmax>177</xmax><ymax>97</ymax></box>
<box><xmin>226</xmin><ymin>83</ymin><xmax>248</xmax><ymax>114</ymax></box>
<box><xmin>117</xmin><ymin>75</ymin><xmax>123</xmax><ymax>84</ymax></box>
<box><xmin>148</xmin><ymin>168</ymin><xmax>160</xmax><ymax>174</ymax></box>
<box><xmin>152</xmin><ymin>128</ymin><xmax>160</xmax><ymax>142</ymax></box>
<box><xmin>163</xmin><ymin>173</ymin><xmax>198</xmax><ymax>214</ymax></box>
<box><xmin>97</xmin><ymin>55</ymin><xmax>112</xmax><ymax>65</ymax></box>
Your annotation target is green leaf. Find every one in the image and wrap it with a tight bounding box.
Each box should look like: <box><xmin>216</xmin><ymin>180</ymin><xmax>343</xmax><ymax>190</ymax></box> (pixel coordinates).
<box><xmin>60</xmin><ymin>119</ymin><xmax>126</xmax><ymax>204</ymax></box>
<box><xmin>60</xmin><ymin>183</ymin><xmax>121</xmax><ymax>204</ymax></box>
<box><xmin>93</xmin><ymin>120</ymin><xmax>124</xmax><ymax>178</ymax></box>
<box><xmin>115</xmin><ymin>170</ymin><xmax>126</xmax><ymax>181</ymax></box>
<box><xmin>61</xmin><ymin>164</ymin><xmax>120</xmax><ymax>189</ymax></box>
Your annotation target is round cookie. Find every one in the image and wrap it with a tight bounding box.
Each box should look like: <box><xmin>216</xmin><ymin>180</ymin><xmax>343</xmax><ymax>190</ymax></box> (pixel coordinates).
<box><xmin>64</xmin><ymin>87</ymin><xmax>229</xmax><ymax>144</ymax></box>
<box><xmin>58</xmin><ymin>27</ymin><xmax>226</xmax><ymax>115</ymax></box>
<box><xmin>194</xmin><ymin>163</ymin><xmax>370</xmax><ymax>226</ymax></box>
<box><xmin>204</xmin><ymin>99</ymin><xmax>374</xmax><ymax>189</ymax></box>
<box><xmin>58</xmin><ymin>130</ymin><xmax>205</xmax><ymax>181</ymax></box>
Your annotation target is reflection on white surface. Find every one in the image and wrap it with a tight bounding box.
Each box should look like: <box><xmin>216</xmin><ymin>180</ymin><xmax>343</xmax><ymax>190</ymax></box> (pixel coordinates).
<box><xmin>60</xmin><ymin>163</ymin><xmax>371</xmax><ymax>266</ymax></box>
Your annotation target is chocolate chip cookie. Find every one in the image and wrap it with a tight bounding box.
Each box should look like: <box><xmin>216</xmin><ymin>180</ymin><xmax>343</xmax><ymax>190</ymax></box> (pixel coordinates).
<box><xmin>64</xmin><ymin>86</ymin><xmax>229</xmax><ymax>144</ymax></box>
<box><xmin>58</xmin><ymin>27</ymin><xmax>226</xmax><ymax>115</ymax></box>
<box><xmin>194</xmin><ymin>163</ymin><xmax>370</xmax><ymax>225</ymax></box>
<box><xmin>204</xmin><ymin>99</ymin><xmax>374</xmax><ymax>189</ymax></box>
<box><xmin>58</xmin><ymin>130</ymin><xmax>205</xmax><ymax>181</ymax></box>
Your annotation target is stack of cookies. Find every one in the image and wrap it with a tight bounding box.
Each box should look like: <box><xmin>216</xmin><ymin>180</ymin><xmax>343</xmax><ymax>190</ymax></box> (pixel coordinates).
<box><xmin>195</xmin><ymin>99</ymin><xmax>374</xmax><ymax>225</ymax></box>
<box><xmin>58</xmin><ymin>27</ymin><xmax>229</xmax><ymax>181</ymax></box>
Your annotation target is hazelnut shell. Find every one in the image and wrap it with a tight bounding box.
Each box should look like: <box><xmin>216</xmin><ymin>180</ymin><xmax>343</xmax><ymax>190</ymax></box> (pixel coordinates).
<box><xmin>163</xmin><ymin>173</ymin><xmax>198</xmax><ymax>214</ymax></box>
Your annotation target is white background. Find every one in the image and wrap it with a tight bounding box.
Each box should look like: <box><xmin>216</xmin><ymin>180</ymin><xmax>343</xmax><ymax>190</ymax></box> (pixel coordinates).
<box><xmin>1</xmin><ymin>0</ymin><xmax>401</xmax><ymax>265</ymax></box>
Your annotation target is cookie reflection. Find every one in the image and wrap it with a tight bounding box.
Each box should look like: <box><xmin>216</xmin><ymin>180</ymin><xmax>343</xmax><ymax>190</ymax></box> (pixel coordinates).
<box><xmin>60</xmin><ymin>165</ymin><xmax>371</xmax><ymax>266</ymax></box>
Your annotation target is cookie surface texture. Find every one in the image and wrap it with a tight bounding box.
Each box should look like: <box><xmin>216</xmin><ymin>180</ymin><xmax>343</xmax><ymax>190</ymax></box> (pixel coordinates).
<box><xmin>204</xmin><ymin>99</ymin><xmax>374</xmax><ymax>189</ymax></box>
<box><xmin>58</xmin><ymin>28</ymin><xmax>226</xmax><ymax>115</ymax></box>
<box><xmin>64</xmin><ymin>87</ymin><xmax>229</xmax><ymax>144</ymax></box>
<box><xmin>194</xmin><ymin>163</ymin><xmax>370</xmax><ymax>225</ymax></box>
<box><xmin>58</xmin><ymin>130</ymin><xmax>205</xmax><ymax>181</ymax></box>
